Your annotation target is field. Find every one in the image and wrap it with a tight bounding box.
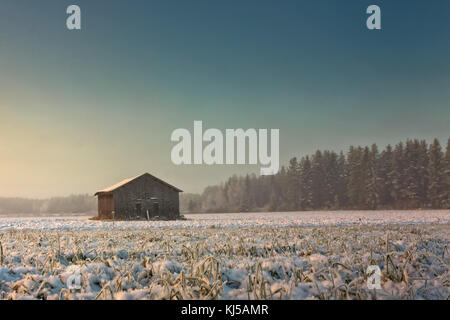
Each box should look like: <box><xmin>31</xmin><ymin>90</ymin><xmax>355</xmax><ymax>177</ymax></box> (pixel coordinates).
<box><xmin>0</xmin><ymin>211</ymin><xmax>449</xmax><ymax>300</ymax></box>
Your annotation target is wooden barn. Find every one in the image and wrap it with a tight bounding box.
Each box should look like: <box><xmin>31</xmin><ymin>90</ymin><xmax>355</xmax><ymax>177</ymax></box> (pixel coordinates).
<box><xmin>94</xmin><ymin>173</ymin><xmax>183</xmax><ymax>220</ymax></box>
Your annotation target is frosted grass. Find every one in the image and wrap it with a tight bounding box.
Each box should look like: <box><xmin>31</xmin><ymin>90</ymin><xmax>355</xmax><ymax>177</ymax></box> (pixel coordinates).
<box><xmin>0</xmin><ymin>224</ymin><xmax>448</xmax><ymax>300</ymax></box>
<box><xmin>0</xmin><ymin>210</ymin><xmax>449</xmax><ymax>231</ymax></box>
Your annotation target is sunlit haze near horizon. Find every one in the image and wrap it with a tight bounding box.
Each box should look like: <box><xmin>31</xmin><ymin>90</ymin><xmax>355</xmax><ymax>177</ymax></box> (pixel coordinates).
<box><xmin>0</xmin><ymin>0</ymin><xmax>449</xmax><ymax>198</ymax></box>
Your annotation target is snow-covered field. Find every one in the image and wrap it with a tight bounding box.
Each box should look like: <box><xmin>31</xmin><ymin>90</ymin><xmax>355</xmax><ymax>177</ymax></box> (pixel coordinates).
<box><xmin>0</xmin><ymin>210</ymin><xmax>449</xmax><ymax>231</ymax></box>
<box><xmin>0</xmin><ymin>211</ymin><xmax>448</xmax><ymax>300</ymax></box>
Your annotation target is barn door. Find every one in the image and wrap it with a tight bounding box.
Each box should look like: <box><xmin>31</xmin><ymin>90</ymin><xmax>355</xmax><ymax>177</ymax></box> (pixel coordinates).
<box><xmin>135</xmin><ymin>203</ymin><xmax>142</xmax><ymax>218</ymax></box>
<box><xmin>152</xmin><ymin>202</ymin><xmax>159</xmax><ymax>216</ymax></box>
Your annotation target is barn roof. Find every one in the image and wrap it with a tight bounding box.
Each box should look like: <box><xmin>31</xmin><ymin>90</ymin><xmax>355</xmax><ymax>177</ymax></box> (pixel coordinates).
<box><xmin>94</xmin><ymin>173</ymin><xmax>183</xmax><ymax>196</ymax></box>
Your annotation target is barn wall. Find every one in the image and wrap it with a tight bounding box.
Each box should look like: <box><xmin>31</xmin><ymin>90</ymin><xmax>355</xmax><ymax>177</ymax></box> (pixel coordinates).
<box><xmin>98</xmin><ymin>194</ymin><xmax>114</xmax><ymax>219</ymax></box>
<box><xmin>112</xmin><ymin>174</ymin><xmax>180</xmax><ymax>220</ymax></box>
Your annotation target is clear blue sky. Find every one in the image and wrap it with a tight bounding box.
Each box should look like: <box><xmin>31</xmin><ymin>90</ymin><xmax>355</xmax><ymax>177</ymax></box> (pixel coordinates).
<box><xmin>0</xmin><ymin>0</ymin><xmax>449</xmax><ymax>197</ymax></box>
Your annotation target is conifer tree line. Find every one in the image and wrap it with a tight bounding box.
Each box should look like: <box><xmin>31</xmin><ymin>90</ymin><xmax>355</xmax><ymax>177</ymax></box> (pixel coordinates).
<box><xmin>181</xmin><ymin>138</ymin><xmax>450</xmax><ymax>213</ymax></box>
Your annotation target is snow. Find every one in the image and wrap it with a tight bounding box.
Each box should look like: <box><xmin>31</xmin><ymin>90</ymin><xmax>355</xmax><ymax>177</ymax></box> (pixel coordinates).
<box><xmin>0</xmin><ymin>211</ymin><xmax>448</xmax><ymax>300</ymax></box>
<box><xmin>0</xmin><ymin>210</ymin><xmax>449</xmax><ymax>231</ymax></box>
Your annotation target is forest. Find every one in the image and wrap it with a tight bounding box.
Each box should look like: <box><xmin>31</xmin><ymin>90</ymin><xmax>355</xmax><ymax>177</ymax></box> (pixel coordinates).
<box><xmin>180</xmin><ymin>138</ymin><xmax>450</xmax><ymax>213</ymax></box>
<box><xmin>1</xmin><ymin>138</ymin><xmax>448</xmax><ymax>215</ymax></box>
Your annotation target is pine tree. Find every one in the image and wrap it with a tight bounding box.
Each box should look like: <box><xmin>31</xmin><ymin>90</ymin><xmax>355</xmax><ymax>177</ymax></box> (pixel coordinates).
<box><xmin>347</xmin><ymin>146</ymin><xmax>364</xmax><ymax>208</ymax></box>
<box><xmin>285</xmin><ymin>157</ymin><xmax>301</xmax><ymax>210</ymax></box>
<box><xmin>392</xmin><ymin>142</ymin><xmax>406</xmax><ymax>208</ymax></box>
<box><xmin>378</xmin><ymin>144</ymin><xmax>394</xmax><ymax>208</ymax></box>
<box><xmin>417</xmin><ymin>140</ymin><xmax>429</xmax><ymax>208</ymax></box>
<box><xmin>403</xmin><ymin>139</ymin><xmax>421</xmax><ymax>208</ymax></box>
<box><xmin>266</xmin><ymin>167</ymin><xmax>288</xmax><ymax>211</ymax></box>
<box><xmin>428</xmin><ymin>139</ymin><xmax>445</xmax><ymax>208</ymax></box>
<box><xmin>444</xmin><ymin>139</ymin><xmax>450</xmax><ymax>208</ymax></box>
<box><xmin>276</xmin><ymin>166</ymin><xmax>289</xmax><ymax>211</ymax></box>
<box><xmin>310</xmin><ymin>151</ymin><xmax>326</xmax><ymax>209</ymax></box>
<box><xmin>240</xmin><ymin>174</ymin><xmax>252</xmax><ymax>212</ymax></box>
<box><xmin>322</xmin><ymin>151</ymin><xmax>340</xmax><ymax>208</ymax></box>
<box><xmin>336</xmin><ymin>151</ymin><xmax>349</xmax><ymax>208</ymax></box>
<box><xmin>363</xmin><ymin>145</ymin><xmax>378</xmax><ymax>209</ymax></box>
<box><xmin>299</xmin><ymin>156</ymin><xmax>313</xmax><ymax>210</ymax></box>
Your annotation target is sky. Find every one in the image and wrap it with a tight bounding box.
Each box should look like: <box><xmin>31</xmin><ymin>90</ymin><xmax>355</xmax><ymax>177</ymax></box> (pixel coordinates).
<box><xmin>0</xmin><ymin>0</ymin><xmax>449</xmax><ymax>198</ymax></box>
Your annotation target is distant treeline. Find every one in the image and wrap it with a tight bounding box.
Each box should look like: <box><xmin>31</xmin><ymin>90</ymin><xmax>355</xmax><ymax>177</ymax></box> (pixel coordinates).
<box><xmin>180</xmin><ymin>138</ymin><xmax>450</xmax><ymax>213</ymax></box>
<box><xmin>0</xmin><ymin>194</ymin><xmax>96</xmax><ymax>215</ymax></box>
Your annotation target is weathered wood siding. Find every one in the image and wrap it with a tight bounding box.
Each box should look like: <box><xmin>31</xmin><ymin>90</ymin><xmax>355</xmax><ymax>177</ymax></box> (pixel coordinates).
<box><xmin>98</xmin><ymin>194</ymin><xmax>114</xmax><ymax>219</ymax></box>
<box><xmin>112</xmin><ymin>174</ymin><xmax>180</xmax><ymax>220</ymax></box>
